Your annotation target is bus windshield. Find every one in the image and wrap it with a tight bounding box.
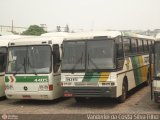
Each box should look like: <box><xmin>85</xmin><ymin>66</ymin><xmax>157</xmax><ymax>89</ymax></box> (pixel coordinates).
<box><xmin>0</xmin><ymin>47</ymin><xmax>7</xmax><ymax>73</ymax></box>
<box><xmin>87</xmin><ymin>40</ymin><xmax>114</xmax><ymax>70</ymax></box>
<box><xmin>62</xmin><ymin>41</ymin><xmax>85</xmax><ymax>70</ymax></box>
<box><xmin>6</xmin><ymin>46</ymin><xmax>51</xmax><ymax>74</ymax></box>
<box><xmin>62</xmin><ymin>40</ymin><xmax>115</xmax><ymax>71</ymax></box>
<box><xmin>155</xmin><ymin>43</ymin><xmax>160</xmax><ymax>77</ymax></box>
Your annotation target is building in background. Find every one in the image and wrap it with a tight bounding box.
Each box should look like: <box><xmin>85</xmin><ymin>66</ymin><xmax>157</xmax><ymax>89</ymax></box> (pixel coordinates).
<box><xmin>0</xmin><ymin>25</ymin><xmax>27</xmax><ymax>35</ymax></box>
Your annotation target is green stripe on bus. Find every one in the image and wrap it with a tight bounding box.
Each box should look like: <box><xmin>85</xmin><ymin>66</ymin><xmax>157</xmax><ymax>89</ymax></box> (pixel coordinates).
<box><xmin>5</xmin><ymin>76</ymin><xmax>9</xmax><ymax>82</ymax></box>
<box><xmin>82</xmin><ymin>72</ymin><xmax>100</xmax><ymax>82</ymax></box>
<box><xmin>131</xmin><ymin>56</ymin><xmax>142</xmax><ymax>85</ymax></box>
<box><xmin>5</xmin><ymin>76</ymin><xmax>48</xmax><ymax>83</ymax></box>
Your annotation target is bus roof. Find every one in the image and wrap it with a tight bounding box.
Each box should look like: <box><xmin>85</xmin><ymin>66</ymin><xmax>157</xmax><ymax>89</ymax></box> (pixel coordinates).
<box><xmin>41</xmin><ymin>32</ymin><xmax>71</xmax><ymax>37</ymax></box>
<box><xmin>156</xmin><ymin>33</ymin><xmax>160</xmax><ymax>41</ymax></box>
<box><xmin>8</xmin><ymin>36</ymin><xmax>65</xmax><ymax>46</ymax></box>
<box><xmin>122</xmin><ymin>32</ymin><xmax>155</xmax><ymax>40</ymax></box>
<box><xmin>64</xmin><ymin>31</ymin><xmax>155</xmax><ymax>41</ymax></box>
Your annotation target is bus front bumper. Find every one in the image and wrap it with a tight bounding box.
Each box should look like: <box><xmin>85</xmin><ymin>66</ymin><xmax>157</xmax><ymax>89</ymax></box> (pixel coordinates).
<box><xmin>154</xmin><ymin>91</ymin><xmax>160</xmax><ymax>103</ymax></box>
<box><xmin>5</xmin><ymin>91</ymin><xmax>55</xmax><ymax>100</ymax></box>
<box><xmin>63</xmin><ymin>87</ymin><xmax>117</xmax><ymax>98</ymax></box>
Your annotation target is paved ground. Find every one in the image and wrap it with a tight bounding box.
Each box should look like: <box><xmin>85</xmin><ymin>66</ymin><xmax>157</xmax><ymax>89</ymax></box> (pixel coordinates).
<box><xmin>0</xmin><ymin>84</ymin><xmax>159</xmax><ymax>120</ymax></box>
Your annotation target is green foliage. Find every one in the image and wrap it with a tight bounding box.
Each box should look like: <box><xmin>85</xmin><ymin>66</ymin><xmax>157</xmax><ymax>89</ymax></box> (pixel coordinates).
<box><xmin>22</xmin><ymin>25</ymin><xmax>47</xmax><ymax>36</ymax></box>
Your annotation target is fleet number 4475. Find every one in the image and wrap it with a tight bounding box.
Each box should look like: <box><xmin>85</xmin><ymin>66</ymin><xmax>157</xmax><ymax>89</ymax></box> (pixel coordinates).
<box><xmin>34</xmin><ymin>79</ymin><xmax>48</xmax><ymax>82</ymax></box>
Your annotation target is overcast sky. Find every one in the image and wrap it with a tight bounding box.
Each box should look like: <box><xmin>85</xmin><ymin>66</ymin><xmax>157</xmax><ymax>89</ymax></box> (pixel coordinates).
<box><xmin>0</xmin><ymin>0</ymin><xmax>160</xmax><ymax>31</ymax></box>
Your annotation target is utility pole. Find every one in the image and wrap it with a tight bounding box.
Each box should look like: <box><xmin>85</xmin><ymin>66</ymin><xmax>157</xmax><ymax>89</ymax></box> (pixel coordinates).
<box><xmin>64</xmin><ymin>24</ymin><xmax>69</xmax><ymax>32</ymax></box>
<box><xmin>11</xmin><ymin>20</ymin><xmax>14</xmax><ymax>33</ymax></box>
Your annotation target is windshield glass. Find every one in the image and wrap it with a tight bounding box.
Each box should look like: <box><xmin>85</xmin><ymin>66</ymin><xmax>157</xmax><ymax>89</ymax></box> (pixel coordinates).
<box><xmin>7</xmin><ymin>47</ymin><xmax>26</xmax><ymax>73</ymax></box>
<box><xmin>6</xmin><ymin>46</ymin><xmax>51</xmax><ymax>74</ymax></box>
<box><xmin>0</xmin><ymin>47</ymin><xmax>7</xmax><ymax>73</ymax></box>
<box><xmin>27</xmin><ymin>46</ymin><xmax>51</xmax><ymax>73</ymax></box>
<box><xmin>87</xmin><ymin>40</ymin><xmax>115</xmax><ymax>70</ymax></box>
<box><xmin>62</xmin><ymin>39</ymin><xmax>115</xmax><ymax>71</ymax></box>
<box><xmin>62</xmin><ymin>41</ymin><xmax>85</xmax><ymax>70</ymax></box>
<box><xmin>155</xmin><ymin>43</ymin><xmax>160</xmax><ymax>77</ymax></box>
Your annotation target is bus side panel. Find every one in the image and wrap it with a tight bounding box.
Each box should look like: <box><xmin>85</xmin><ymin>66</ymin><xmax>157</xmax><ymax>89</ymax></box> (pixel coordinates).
<box><xmin>116</xmin><ymin>74</ymin><xmax>124</xmax><ymax>97</ymax></box>
<box><xmin>131</xmin><ymin>55</ymin><xmax>149</xmax><ymax>86</ymax></box>
<box><xmin>50</xmin><ymin>74</ymin><xmax>63</xmax><ymax>99</ymax></box>
<box><xmin>116</xmin><ymin>58</ymin><xmax>136</xmax><ymax>97</ymax></box>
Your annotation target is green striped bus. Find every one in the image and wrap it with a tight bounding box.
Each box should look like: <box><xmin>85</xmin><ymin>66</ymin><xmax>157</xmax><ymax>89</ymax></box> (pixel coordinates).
<box><xmin>5</xmin><ymin>35</ymin><xmax>65</xmax><ymax>100</ymax></box>
<box><xmin>61</xmin><ymin>31</ymin><xmax>155</xmax><ymax>103</ymax></box>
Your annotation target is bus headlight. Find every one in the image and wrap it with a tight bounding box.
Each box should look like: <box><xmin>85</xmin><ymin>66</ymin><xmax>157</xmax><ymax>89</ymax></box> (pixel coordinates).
<box><xmin>39</xmin><ymin>85</ymin><xmax>48</xmax><ymax>91</ymax></box>
<box><xmin>5</xmin><ymin>85</ymin><xmax>14</xmax><ymax>90</ymax></box>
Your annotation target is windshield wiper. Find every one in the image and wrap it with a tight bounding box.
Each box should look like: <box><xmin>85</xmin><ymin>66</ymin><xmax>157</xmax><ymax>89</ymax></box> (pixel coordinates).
<box><xmin>87</xmin><ymin>53</ymin><xmax>99</xmax><ymax>69</ymax></box>
<box><xmin>28</xmin><ymin>57</ymin><xmax>37</xmax><ymax>75</ymax></box>
<box><xmin>70</xmin><ymin>53</ymin><xmax>83</xmax><ymax>72</ymax></box>
<box><xmin>13</xmin><ymin>60</ymin><xmax>18</xmax><ymax>76</ymax></box>
<box><xmin>13</xmin><ymin>58</ymin><xmax>26</xmax><ymax>76</ymax></box>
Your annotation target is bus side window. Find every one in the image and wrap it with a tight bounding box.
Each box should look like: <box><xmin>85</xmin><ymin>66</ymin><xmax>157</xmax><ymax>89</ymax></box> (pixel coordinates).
<box><xmin>143</xmin><ymin>40</ymin><xmax>148</xmax><ymax>53</ymax></box>
<box><xmin>53</xmin><ymin>44</ymin><xmax>60</xmax><ymax>73</ymax></box>
<box><xmin>116</xmin><ymin>37</ymin><xmax>124</xmax><ymax>69</ymax></box>
<box><xmin>137</xmin><ymin>39</ymin><xmax>143</xmax><ymax>53</ymax></box>
<box><xmin>151</xmin><ymin>41</ymin><xmax>154</xmax><ymax>53</ymax></box>
<box><xmin>131</xmin><ymin>38</ymin><xmax>138</xmax><ymax>54</ymax></box>
<box><xmin>148</xmin><ymin>41</ymin><xmax>153</xmax><ymax>53</ymax></box>
<box><xmin>123</xmin><ymin>38</ymin><xmax>131</xmax><ymax>56</ymax></box>
<box><xmin>148</xmin><ymin>41</ymin><xmax>151</xmax><ymax>51</ymax></box>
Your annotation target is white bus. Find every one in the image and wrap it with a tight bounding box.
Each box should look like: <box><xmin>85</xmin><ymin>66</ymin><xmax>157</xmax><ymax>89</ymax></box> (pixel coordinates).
<box><xmin>41</xmin><ymin>32</ymin><xmax>70</xmax><ymax>37</ymax></box>
<box><xmin>61</xmin><ymin>31</ymin><xmax>155</xmax><ymax>103</ymax></box>
<box><xmin>0</xmin><ymin>35</ymin><xmax>23</xmax><ymax>98</ymax></box>
<box><xmin>152</xmin><ymin>34</ymin><xmax>160</xmax><ymax>103</ymax></box>
<box><xmin>5</xmin><ymin>36</ymin><xmax>64</xmax><ymax>100</ymax></box>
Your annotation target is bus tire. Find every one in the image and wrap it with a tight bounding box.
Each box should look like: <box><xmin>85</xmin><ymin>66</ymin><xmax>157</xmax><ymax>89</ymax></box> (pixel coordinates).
<box><xmin>0</xmin><ymin>96</ymin><xmax>6</xmax><ymax>101</ymax></box>
<box><xmin>118</xmin><ymin>81</ymin><xmax>128</xmax><ymax>103</ymax></box>
<box><xmin>75</xmin><ymin>97</ymin><xmax>86</xmax><ymax>102</ymax></box>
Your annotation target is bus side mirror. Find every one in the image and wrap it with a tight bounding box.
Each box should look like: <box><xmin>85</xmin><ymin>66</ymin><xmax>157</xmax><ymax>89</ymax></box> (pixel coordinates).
<box><xmin>53</xmin><ymin>44</ymin><xmax>60</xmax><ymax>73</ymax></box>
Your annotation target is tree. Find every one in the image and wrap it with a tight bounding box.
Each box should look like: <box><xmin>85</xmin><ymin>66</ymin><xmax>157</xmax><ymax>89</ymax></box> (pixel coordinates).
<box><xmin>22</xmin><ymin>25</ymin><xmax>47</xmax><ymax>36</ymax></box>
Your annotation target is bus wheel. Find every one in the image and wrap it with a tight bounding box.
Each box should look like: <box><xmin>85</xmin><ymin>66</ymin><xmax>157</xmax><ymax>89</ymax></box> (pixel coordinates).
<box><xmin>118</xmin><ymin>81</ymin><xmax>127</xmax><ymax>103</ymax></box>
<box><xmin>0</xmin><ymin>96</ymin><xmax>6</xmax><ymax>101</ymax></box>
<box><xmin>75</xmin><ymin>97</ymin><xmax>87</xmax><ymax>102</ymax></box>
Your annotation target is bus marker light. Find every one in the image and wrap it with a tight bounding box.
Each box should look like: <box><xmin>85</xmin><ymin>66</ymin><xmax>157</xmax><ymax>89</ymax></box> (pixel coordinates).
<box><xmin>64</xmin><ymin>93</ymin><xmax>73</xmax><ymax>97</ymax></box>
<box><xmin>48</xmin><ymin>85</ymin><xmax>53</xmax><ymax>91</ymax></box>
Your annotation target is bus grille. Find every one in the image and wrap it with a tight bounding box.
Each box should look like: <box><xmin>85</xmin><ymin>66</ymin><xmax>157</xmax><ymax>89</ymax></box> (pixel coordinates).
<box><xmin>74</xmin><ymin>82</ymin><xmax>98</xmax><ymax>86</ymax></box>
<box><xmin>71</xmin><ymin>88</ymin><xmax>105</xmax><ymax>96</ymax></box>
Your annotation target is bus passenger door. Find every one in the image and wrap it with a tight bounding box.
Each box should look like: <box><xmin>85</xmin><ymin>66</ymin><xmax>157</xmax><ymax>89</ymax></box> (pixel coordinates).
<box><xmin>53</xmin><ymin>44</ymin><xmax>62</xmax><ymax>92</ymax></box>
